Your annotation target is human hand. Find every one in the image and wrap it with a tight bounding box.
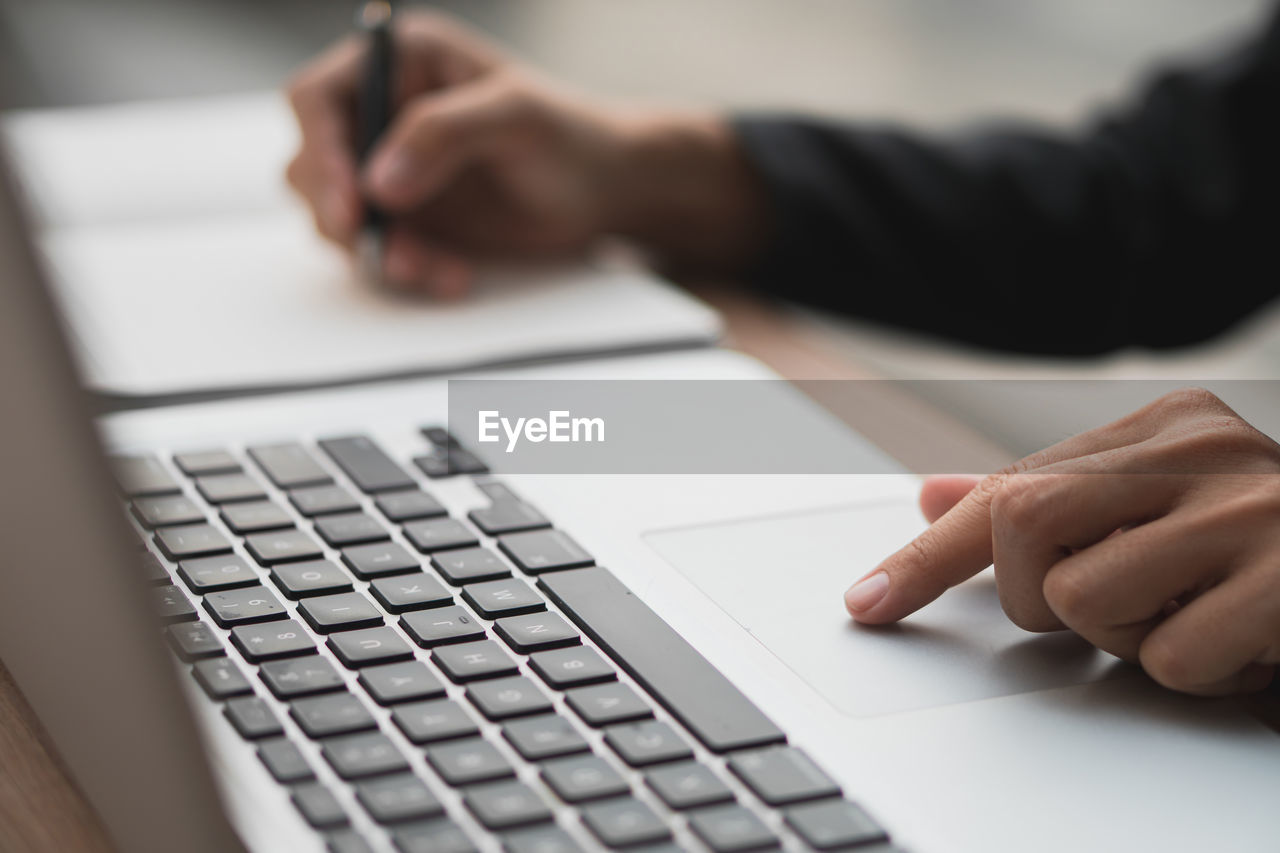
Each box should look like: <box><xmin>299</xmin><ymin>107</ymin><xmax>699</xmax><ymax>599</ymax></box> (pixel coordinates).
<box><xmin>845</xmin><ymin>388</ymin><xmax>1280</xmax><ymax>696</ymax></box>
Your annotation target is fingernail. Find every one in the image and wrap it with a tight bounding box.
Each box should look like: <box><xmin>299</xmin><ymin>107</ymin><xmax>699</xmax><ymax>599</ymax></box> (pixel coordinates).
<box><xmin>845</xmin><ymin>572</ymin><xmax>889</xmax><ymax>613</ymax></box>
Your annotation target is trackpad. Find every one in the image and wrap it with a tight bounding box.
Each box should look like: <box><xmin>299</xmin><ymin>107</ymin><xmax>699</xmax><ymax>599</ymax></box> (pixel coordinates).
<box><xmin>646</xmin><ymin>501</ymin><xmax>1123</xmax><ymax>718</ymax></box>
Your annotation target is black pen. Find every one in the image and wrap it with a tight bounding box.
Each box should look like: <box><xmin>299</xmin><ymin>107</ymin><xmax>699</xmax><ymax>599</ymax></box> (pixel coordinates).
<box><xmin>357</xmin><ymin>0</ymin><xmax>395</xmax><ymax>282</ymax></box>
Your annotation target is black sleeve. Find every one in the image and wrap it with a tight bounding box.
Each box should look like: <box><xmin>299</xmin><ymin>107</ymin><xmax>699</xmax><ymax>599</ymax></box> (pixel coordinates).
<box><xmin>732</xmin><ymin>8</ymin><xmax>1280</xmax><ymax>355</ymax></box>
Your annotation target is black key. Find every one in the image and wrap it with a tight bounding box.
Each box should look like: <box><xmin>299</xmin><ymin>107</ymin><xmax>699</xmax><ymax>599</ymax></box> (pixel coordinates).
<box><xmin>299</xmin><ymin>592</ymin><xmax>383</xmax><ymax>633</ymax></box>
<box><xmin>291</xmin><ymin>693</ymin><xmax>377</xmax><ymax>739</ymax></box>
<box><xmin>565</xmin><ymin>683</ymin><xmax>651</xmax><ymax>727</ymax></box>
<box><xmin>231</xmin><ymin>619</ymin><xmax>315</xmax><ymax>661</ymax></box>
<box><xmin>204</xmin><ymin>585</ymin><xmax>288</xmax><ymax>627</ymax></box>
<box><xmin>140</xmin><ymin>551</ymin><xmax>170</xmax><ymax>584</ymax></box>
<box><xmin>392</xmin><ymin>819</ymin><xmax>478</xmax><ymax>853</ymax></box>
<box><xmin>461</xmin><ymin>579</ymin><xmax>546</xmax><ymax>619</ymax></box>
<box><xmin>328</xmin><ymin>627</ymin><xmax>414</xmax><ymax>668</ymax></box>
<box><xmin>224</xmin><ymin>696</ymin><xmax>284</xmax><ymax>739</ymax></box>
<box><xmin>646</xmin><ymin>763</ymin><xmax>735</xmax><ymax>811</ymax></box>
<box><xmin>196</xmin><ymin>472</ymin><xmax>267</xmax><ymax>504</ymax></box>
<box><xmin>193</xmin><ymin>657</ymin><xmax>252</xmax><ymax>699</ymax></box>
<box><xmin>580</xmin><ymin>799</ymin><xmax>670</xmax><ymax>848</ymax></box>
<box><xmin>271</xmin><ymin>559</ymin><xmax>353</xmax><ymax>599</ymax></box>
<box><xmin>371</xmin><ymin>573</ymin><xmax>452</xmax><ymax>613</ymax></box>
<box><xmin>166</xmin><ymin>621</ymin><xmax>224</xmax><ymax>661</ymax></box>
<box><xmin>400</xmin><ymin>606</ymin><xmax>484</xmax><ymax>647</ymax></box>
<box><xmin>221</xmin><ymin>500</ymin><xmax>293</xmax><ymax>535</ymax></box>
<box><xmin>392</xmin><ymin>699</ymin><xmax>479</xmax><ymax>744</ymax></box>
<box><xmin>359</xmin><ymin>661</ymin><xmax>446</xmax><ymax>705</ymax></box>
<box><xmin>503</xmin><ymin>826</ymin><xmax>584</xmax><ymax>853</ymax></box>
<box><xmin>327</xmin><ymin>830</ymin><xmax>375</xmax><ymax>853</ymax></box>
<box><xmin>245</xmin><ymin>528</ymin><xmax>324</xmax><ymax>565</ymax></box>
<box><xmin>315</xmin><ymin>512</ymin><xmax>390</xmax><ymax>547</ymax></box>
<box><xmin>131</xmin><ymin>495</ymin><xmax>204</xmax><ymax>528</ymax></box>
<box><xmin>430</xmin><ymin>547</ymin><xmax>511</xmax><ymax>586</ymax></box>
<box><xmin>290</xmin><ymin>484</ymin><xmax>361</xmax><ymax>517</ymax></box>
<box><xmin>542</xmin><ymin>567</ymin><xmax>786</xmax><ymax>753</ymax></box>
<box><xmin>689</xmin><ymin>805</ymin><xmax>777</xmax><ymax>852</ymax></box>
<box><xmin>293</xmin><ymin>783</ymin><xmax>349</xmax><ymax>829</ymax></box>
<box><xmin>464</xmin><ymin>781</ymin><xmax>552</xmax><ymax>830</ymax></box>
<box><xmin>498</xmin><ymin>530</ymin><xmax>592</xmax><ymax>575</ymax></box>
<box><xmin>604</xmin><ymin>721</ymin><xmax>693</xmax><ymax>767</ymax></box>
<box><xmin>154</xmin><ymin>524</ymin><xmax>232</xmax><ymax>560</ymax></box>
<box><xmin>414</xmin><ymin>448</ymin><xmax>488</xmax><ymax>479</ymax></box>
<box><xmin>466</xmin><ymin>676</ymin><xmax>554</xmax><ymax>721</ymax></box>
<box><xmin>727</xmin><ymin>747</ymin><xmax>840</xmax><ymax>807</ymax></box>
<box><xmin>502</xmin><ymin>715</ymin><xmax>590</xmax><ymax>762</ymax></box>
<box><xmin>540</xmin><ymin>755</ymin><xmax>629</xmax><ymax>803</ymax></box>
<box><xmin>342</xmin><ymin>541</ymin><xmax>419</xmax><ymax>580</ymax></box>
<box><xmin>376</xmin><ymin>490</ymin><xmax>446</xmax><ymax>522</ymax></box>
<box><xmin>173</xmin><ymin>449</ymin><xmax>240</xmax><ymax>476</ymax></box>
<box><xmin>494</xmin><ymin>613</ymin><xmax>579</xmax><ymax>653</ymax></box>
<box><xmin>427</xmin><ymin>739</ymin><xmax>514</xmax><ymax>786</ymax></box>
<box><xmin>357</xmin><ymin>774</ymin><xmax>444</xmax><ymax>824</ymax></box>
<box><xmin>249</xmin><ymin>443</ymin><xmax>332</xmax><ymax>489</ymax></box>
<box><xmin>403</xmin><ymin>518</ymin><xmax>478</xmax><ymax>554</ymax></box>
<box><xmin>153</xmin><ymin>584</ymin><xmax>197</xmax><ymax>623</ymax></box>
<box><xmin>257</xmin><ymin>738</ymin><xmax>314</xmax><ymax>783</ymax></box>
<box><xmin>320</xmin><ymin>436</ymin><xmax>416</xmax><ymax>493</ymax></box>
<box><xmin>323</xmin><ymin>731</ymin><xmax>410</xmax><ymax>779</ymax></box>
<box><xmin>260</xmin><ymin>656</ymin><xmax>346</xmax><ymax>699</ymax></box>
<box><xmin>467</xmin><ymin>503</ymin><xmax>550</xmax><ymax>536</ymax></box>
<box><xmin>112</xmin><ymin>454</ymin><xmax>180</xmax><ymax>497</ymax></box>
<box><xmin>785</xmin><ymin>800</ymin><xmax>888</xmax><ymax>850</ymax></box>
<box><xmin>432</xmin><ymin>640</ymin><xmax>518</xmax><ymax>683</ymax></box>
<box><xmin>528</xmin><ymin>647</ymin><xmax>615</xmax><ymax>689</ymax></box>
<box><xmin>177</xmin><ymin>554</ymin><xmax>258</xmax><ymax>593</ymax></box>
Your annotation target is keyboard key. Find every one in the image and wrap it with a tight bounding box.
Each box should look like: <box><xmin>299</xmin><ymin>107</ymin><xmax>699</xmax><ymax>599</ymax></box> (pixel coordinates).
<box><xmin>356</xmin><ymin>774</ymin><xmax>444</xmax><ymax>824</ymax></box>
<box><xmin>140</xmin><ymin>551</ymin><xmax>169</xmax><ymax>584</ymax></box>
<box><xmin>328</xmin><ymin>830</ymin><xmax>375</xmax><ymax>853</ymax></box>
<box><xmin>540</xmin><ymin>756</ymin><xmax>629</xmax><ymax>803</ymax></box>
<box><xmin>502</xmin><ymin>715</ymin><xmax>590</xmax><ymax>762</ymax></box>
<box><xmin>257</xmin><ymin>738</ymin><xmax>314</xmax><ymax>783</ymax></box>
<box><xmin>342</xmin><ymin>541</ymin><xmax>419</xmax><ymax>580</ymax></box>
<box><xmin>178</xmin><ymin>554</ymin><xmax>259</xmax><ymax>593</ymax></box>
<box><xmin>131</xmin><ymin>494</ymin><xmax>204</xmax><ymax>528</ymax></box>
<box><xmin>320</xmin><ymin>436</ymin><xmax>416</xmax><ymax>493</ymax></box>
<box><xmin>466</xmin><ymin>676</ymin><xmax>554</xmax><ymax>721</ymax></box>
<box><xmin>154</xmin><ymin>524</ymin><xmax>232</xmax><ymax>560</ymax></box>
<box><xmin>404</xmin><ymin>518</ymin><xmax>479</xmax><ymax>554</ymax></box>
<box><xmin>493</xmin><ymin>613</ymin><xmax>579</xmax><ymax>653</ymax></box>
<box><xmin>376</xmin><ymin>490</ymin><xmax>446</xmax><ymax>522</ymax></box>
<box><xmin>173</xmin><ymin>449</ymin><xmax>240</xmax><ymax>476</ymax></box>
<box><xmin>464</xmin><ymin>781</ymin><xmax>552</xmax><ymax>830</ymax></box>
<box><xmin>193</xmin><ymin>657</ymin><xmax>252</xmax><ymax>699</ymax></box>
<box><xmin>391</xmin><ymin>819</ymin><xmax>478</xmax><ymax>853</ymax></box>
<box><xmin>689</xmin><ymin>805</ymin><xmax>777</xmax><ymax>852</ymax></box>
<box><xmin>542</xmin><ymin>567</ymin><xmax>786</xmax><ymax>753</ymax></box>
<box><xmin>392</xmin><ymin>699</ymin><xmax>479</xmax><ymax>744</ymax></box>
<box><xmin>224</xmin><ymin>696</ymin><xmax>284</xmax><ymax>739</ymax></box>
<box><xmin>292</xmin><ymin>783</ymin><xmax>349</xmax><ymax>829</ymax></box>
<box><xmin>204</xmin><ymin>586</ymin><xmax>288</xmax><ymax>627</ymax></box>
<box><xmin>430</xmin><ymin>547</ymin><xmax>511</xmax><ymax>585</ymax></box>
<box><xmin>221</xmin><ymin>500</ymin><xmax>293</xmax><ymax>535</ymax></box>
<box><xmin>400</xmin><ymin>606</ymin><xmax>484</xmax><ymax>647</ymax></box>
<box><xmin>260</xmin><ymin>656</ymin><xmax>346</xmax><ymax>699</ymax></box>
<box><xmin>432</xmin><ymin>640</ymin><xmax>519</xmax><ymax>683</ymax></box>
<box><xmin>248</xmin><ymin>443</ymin><xmax>332</xmax><ymax>489</ymax></box>
<box><xmin>646</xmin><ymin>763</ymin><xmax>735</xmax><ymax>810</ymax></box>
<box><xmin>727</xmin><ymin>747</ymin><xmax>840</xmax><ymax>807</ymax></box>
<box><xmin>565</xmin><ymin>683</ymin><xmax>651</xmax><ymax>727</ymax></box>
<box><xmin>528</xmin><ymin>647</ymin><xmax>615</xmax><ymax>689</ymax></box>
<box><xmin>580</xmin><ymin>798</ymin><xmax>670</xmax><ymax>847</ymax></box>
<box><xmin>414</xmin><ymin>448</ymin><xmax>487</xmax><ymax>479</ymax></box>
<box><xmin>499</xmin><ymin>530</ymin><xmax>592</xmax><ymax>576</ymax></box>
<box><xmin>245</xmin><ymin>529</ymin><xmax>324</xmax><ymax>565</ymax></box>
<box><xmin>231</xmin><ymin>619</ymin><xmax>315</xmax><ymax>661</ymax></box>
<box><xmin>604</xmin><ymin>721</ymin><xmax>693</xmax><ymax>767</ymax></box>
<box><xmin>153</xmin><ymin>584</ymin><xmax>197</xmax><ymax>623</ymax></box>
<box><xmin>166</xmin><ymin>621</ymin><xmax>223</xmax><ymax>661</ymax></box>
<box><xmin>323</xmin><ymin>731</ymin><xmax>410</xmax><ymax>779</ymax></box>
<box><xmin>461</xmin><ymin>579</ymin><xmax>546</xmax><ymax>619</ymax></box>
<box><xmin>298</xmin><ymin>592</ymin><xmax>383</xmax><ymax>633</ymax></box>
<box><xmin>196</xmin><ymin>472</ymin><xmax>267</xmax><ymax>504</ymax></box>
<box><xmin>784</xmin><ymin>800</ymin><xmax>889</xmax><ymax>850</ymax></box>
<box><xmin>370</xmin><ymin>573</ymin><xmax>452</xmax><ymax>613</ymax></box>
<box><xmin>502</xmin><ymin>826</ymin><xmax>584</xmax><ymax>853</ymax></box>
<box><xmin>112</xmin><ymin>454</ymin><xmax>180</xmax><ymax>497</ymax></box>
<box><xmin>291</xmin><ymin>693</ymin><xmax>377</xmax><ymax>739</ymax></box>
<box><xmin>290</xmin><ymin>484</ymin><xmax>361</xmax><ymax>517</ymax></box>
<box><xmin>328</xmin><ymin>627</ymin><xmax>414</xmax><ymax>668</ymax></box>
<box><xmin>359</xmin><ymin>661</ymin><xmax>446</xmax><ymax>705</ymax></box>
<box><xmin>315</xmin><ymin>512</ymin><xmax>390</xmax><ymax>547</ymax></box>
<box><xmin>467</xmin><ymin>503</ymin><xmax>550</xmax><ymax>536</ymax></box>
<box><xmin>270</xmin><ymin>559</ymin><xmax>353</xmax><ymax>599</ymax></box>
<box><xmin>427</xmin><ymin>739</ymin><xmax>514</xmax><ymax>786</ymax></box>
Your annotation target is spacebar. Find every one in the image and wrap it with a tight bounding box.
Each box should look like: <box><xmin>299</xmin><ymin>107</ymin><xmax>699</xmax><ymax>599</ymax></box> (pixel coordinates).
<box><xmin>539</xmin><ymin>567</ymin><xmax>786</xmax><ymax>753</ymax></box>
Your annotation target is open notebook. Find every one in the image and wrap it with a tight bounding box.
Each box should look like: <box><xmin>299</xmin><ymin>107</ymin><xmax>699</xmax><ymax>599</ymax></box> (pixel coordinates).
<box><xmin>2</xmin><ymin>92</ymin><xmax>720</xmax><ymax>399</ymax></box>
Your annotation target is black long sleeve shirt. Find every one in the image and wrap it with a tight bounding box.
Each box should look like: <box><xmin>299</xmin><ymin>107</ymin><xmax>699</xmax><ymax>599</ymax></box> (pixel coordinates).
<box><xmin>734</xmin><ymin>6</ymin><xmax>1280</xmax><ymax>355</ymax></box>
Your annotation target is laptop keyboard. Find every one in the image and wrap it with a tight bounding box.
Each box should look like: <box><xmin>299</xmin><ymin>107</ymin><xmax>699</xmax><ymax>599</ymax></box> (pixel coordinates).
<box><xmin>115</xmin><ymin>430</ymin><xmax>896</xmax><ymax>852</ymax></box>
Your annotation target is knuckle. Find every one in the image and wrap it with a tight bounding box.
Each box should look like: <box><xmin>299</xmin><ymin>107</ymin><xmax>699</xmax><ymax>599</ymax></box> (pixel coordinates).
<box><xmin>1139</xmin><ymin>634</ymin><xmax>1196</xmax><ymax>692</ymax></box>
<box><xmin>995</xmin><ymin>585</ymin><xmax>1060</xmax><ymax>633</ymax></box>
<box><xmin>1042</xmin><ymin>567</ymin><xmax>1092</xmax><ymax>625</ymax></box>
<box><xmin>1154</xmin><ymin>387</ymin><xmax>1228</xmax><ymax>417</ymax></box>
<box><xmin>989</xmin><ymin>474</ymin><xmax>1049</xmax><ymax>530</ymax></box>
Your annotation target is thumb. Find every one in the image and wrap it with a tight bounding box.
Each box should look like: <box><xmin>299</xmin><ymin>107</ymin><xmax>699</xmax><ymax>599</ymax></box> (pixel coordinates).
<box><xmin>919</xmin><ymin>475</ymin><xmax>982</xmax><ymax>523</ymax></box>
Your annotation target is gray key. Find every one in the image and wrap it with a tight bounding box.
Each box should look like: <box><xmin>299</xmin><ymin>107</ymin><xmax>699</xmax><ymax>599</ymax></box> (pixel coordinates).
<box><xmin>376</xmin><ymin>490</ymin><xmax>446</xmax><ymax>522</ymax></box>
<box><xmin>245</xmin><ymin>528</ymin><xmax>324</xmax><ymax>565</ymax></box>
<box><xmin>204</xmin><ymin>585</ymin><xmax>288</xmax><ymax>627</ymax></box>
<box><xmin>392</xmin><ymin>699</ymin><xmax>479</xmax><ymax>744</ymax></box>
<box><xmin>467</xmin><ymin>502</ymin><xmax>550</xmax><ymax>536</ymax></box>
<box><xmin>432</xmin><ymin>640</ymin><xmax>519</xmax><ymax>683</ymax></box>
<box><xmin>315</xmin><ymin>512</ymin><xmax>390</xmax><ymax>548</ymax></box>
<box><xmin>370</xmin><ymin>573</ymin><xmax>452</xmax><ymax>613</ymax></box>
<box><xmin>427</xmin><ymin>739</ymin><xmax>514</xmax><ymax>786</ymax></box>
<box><xmin>400</xmin><ymin>606</ymin><xmax>484</xmax><ymax>647</ymax></box>
<box><xmin>298</xmin><ymin>592</ymin><xmax>383</xmax><ymax>634</ymax></box>
<box><xmin>502</xmin><ymin>715</ymin><xmax>590</xmax><ymax>762</ymax></box>
<box><xmin>291</xmin><ymin>484</ymin><xmax>361</xmax><ymax>517</ymax></box>
<box><xmin>342</xmin><ymin>541</ymin><xmax>419</xmax><ymax>580</ymax></box>
<box><xmin>291</xmin><ymin>693</ymin><xmax>378</xmax><ymax>738</ymax></box>
<box><xmin>464</xmin><ymin>781</ymin><xmax>552</xmax><ymax>830</ymax></box>
<box><xmin>224</xmin><ymin>696</ymin><xmax>284</xmax><ymax>739</ymax></box>
<box><xmin>249</xmin><ymin>443</ymin><xmax>332</xmax><ymax>489</ymax></box>
<box><xmin>112</xmin><ymin>454</ymin><xmax>180</xmax><ymax>497</ymax></box>
<box><xmin>221</xmin><ymin>500</ymin><xmax>293</xmax><ymax>535</ymax></box>
<box><xmin>461</xmin><ymin>579</ymin><xmax>546</xmax><ymax>619</ymax></box>
<box><xmin>646</xmin><ymin>763</ymin><xmax>735</xmax><ymax>810</ymax></box>
<box><xmin>154</xmin><ymin>523</ymin><xmax>232</xmax><ymax>560</ymax></box>
<box><xmin>404</xmin><ymin>518</ymin><xmax>479</xmax><ymax>554</ymax></box>
<box><xmin>257</xmin><ymin>738</ymin><xmax>314</xmax><ymax>783</ymax></box>
<box><xmin>328</xmin><ymin>627</ymin><xmax>414</xmax><ymax>669</ymax></box>
<box><xmin>604</xmin><ymin>721</ymin><xmax>693</xmax><ymax>767</ymax></box>
<box><xmin>320</xmin><ymin>436</ymin><xmax>416</xmax><ymax>493</ymax></box>
<box><xmin>196</xmin><ymin>472</ymin><xmax>267</xmax><ymax>504</ymax></box>
<box><xmin>465</xmin><ymin>676</ymin><xmax>554</xmax><ymax>721</ymax></box>
<box><xmin>565</xmin><ymin>683</ymin><xmax>651</xmax><ymax>727</ymax></box>
<box><xmin>292</xmin><ymin>783</ymin><xmax>349</xmax><ymax>829</ymax></box>
<box><xmin>327</xmin><ymin>830</ymin><xmax>376</xmax><ymax>853</ymax></box>
<box><xmin>260</xmin><ymin>656</ymin><xmax>346</xmax><ymax>699</ymax></box>
<box><xmin>141</xmin><ymin>551</ymin><xmax>170</xmax><ymax>584</ymax></box>
<box><xmin>580</xmin><ymin>798</ymin><xmax>670</xmax><ymax>847</ymax></box>
<box><xmin>193</xmin><ymin>657</ymin><xmax>251</xmax><ymax>699</ymax></box>
<box><xmin>166</xmin><ymin>621</ymin><xmax>223</xmax><ymax>661</ymax></box>
<box><xmin>271</xmin><ymin>559</ymin><xmax>353</xmax><ymax>599</ymax></box>
<box><xmin>430</xmin><ymin>547</ymin><xmax>512</xmax><ymax>585</ymax></box>
<box><xmin>529</xmin><ymin>648</ymin><xmax>615</xmax><ymax>689</ymax></box>
<box><xmin>784</xmin><ymin>800</ymin><xmax>889</xmax><ymax>850</ymax></box>
<box><xmin>173</xmin><ymin>449</ymin><xmax>240</xmax><ymax>476</ymax></box>
<box><xmin>153</xmin><ymin>584</ymin><xmax>197</xmax><ymax>623</ymax></box>
<box><xmin>540</xmin><ymin>755</ymin><xmax>629</xmax><ymax>803</ymax></box>
<box><xmin>356</xmin><ymin>774</ymin><xmax>444</xmax><ymax>824</ymax></box>
<box><xmin>494</xmin><ymin>613</ymin><xmax>579</xmax><ymax>653</ymax></box>
<box><xmin>503</xmin><ymin>826</ymin><xmax>585</xmax><ymax>853</ymax></box>
<box><xmin>727</xmin><ymin>748</ymin><xmax>840</xmax><ymax>807</ymax></box>
<box><xmin>392</xmin><ymin>819</ymin><xmax>478</xmax><ymax>853</ymax></box>
<box><xmin>689</xmin><ymin>805</ymin><xmax>777</xmax><ymax>852</ymax></box>
<box><xmin>498</xmin><ymin>530</ymin><xmax>592</xmax><ymax>575</ymax></box>
<box><xmin>132</xmin><ymin>494</ymin><xmax>204</xmax><ymax>528</ymax></box>
<box><xmin>323</xmin><ymin>731</ymin><xmax>410</xmax><ymax>779</ymax></box>
<box><xmin>178</xmin><ymin>554</ymin><xmax>258</xmax><ymax>593</ymax></box>
<box><xmin>231</xmin><ymin>619</ymin><xmax>315</xmax><ymax>661</ymax></box>
<box><xmin>359</xmin><ymin>661</ymin><xmax>446</xmax><ymax>705</ymax></box>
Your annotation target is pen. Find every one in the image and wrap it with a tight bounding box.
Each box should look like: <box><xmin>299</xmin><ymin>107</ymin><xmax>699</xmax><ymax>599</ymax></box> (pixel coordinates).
<box><xmin>356</xmin><ymin>0</ymin><xmax>394</xmax><ymax>282</ymax></box>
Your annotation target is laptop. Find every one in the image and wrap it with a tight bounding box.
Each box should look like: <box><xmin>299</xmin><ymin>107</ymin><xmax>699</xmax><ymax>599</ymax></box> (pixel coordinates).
<box><xmin>1</xmin><ymin>145</ymin><xmax>1277</xmax><ymax>853</ymax></box>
